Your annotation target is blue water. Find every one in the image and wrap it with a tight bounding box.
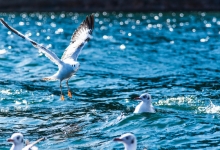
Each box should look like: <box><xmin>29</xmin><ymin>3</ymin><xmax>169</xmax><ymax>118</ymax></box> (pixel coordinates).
<box><xmin>0</xmin><ymin>12</ymin><xmax>220</xmax><ymax>149</ymax></box>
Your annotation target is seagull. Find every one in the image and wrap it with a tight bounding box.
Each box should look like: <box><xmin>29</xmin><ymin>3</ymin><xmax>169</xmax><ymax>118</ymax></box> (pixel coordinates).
<box><xmin>134</xmin><ymin>93</ymin><xmax>156</xmax><ymax>113</ymax></box>
<box><xmin>113</xmin><ymin>133</ymin><xmax>137</xmax><ymax>150</ymax></box>
<box><xmin>7</xmin><ymin>133</ymin><xmax>44</xmax><ymax>150</ymax></box>
<box><xmin>0</xmin><ymin>14</ymin><xmax>94</xmax><ymax>100</ymax></box>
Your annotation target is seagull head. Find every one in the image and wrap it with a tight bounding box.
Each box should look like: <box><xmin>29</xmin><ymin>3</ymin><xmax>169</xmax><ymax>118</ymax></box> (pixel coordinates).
<box><xmin>63</xmin><ymin>58</ymin><xmax>80</xmax><ymax>72</ymax></box>
<box><xmin>7</xmin><ymin>133</ymin><xmax>24</xmax><ymax>147</ymax></box>
<box><xmin>71</xmin><ymin>61</ymin><xmax>80</xmax><ymax>72</ymax></box>
<box><xmin>135</xmin><ymin>93</ymin><xmax>152</xmax><ymax>103</ymax></box>
<box><xmin>114</xmin><ymin>133</ymin><xmax>137</xmax><ymax>150</ymax></box>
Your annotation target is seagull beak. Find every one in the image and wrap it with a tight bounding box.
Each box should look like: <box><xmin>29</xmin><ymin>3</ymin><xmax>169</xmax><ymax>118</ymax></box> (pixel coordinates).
<box><xmin>134</xmin><ymin>97</ymin><xmax>141</xmax><ymax>100</ymax></box>
<box><xmin>113</xmin><ymin>138</ymin><xmax>123</xmax><ymax>142</ymax></box>
<box><xmin>7</xmin><ymin>138</ymin><xmax>14</xmax><ymax>142</ymax></box>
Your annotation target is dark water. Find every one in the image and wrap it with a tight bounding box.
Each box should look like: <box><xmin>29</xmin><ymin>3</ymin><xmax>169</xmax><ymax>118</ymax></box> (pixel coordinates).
<box><xmin>0</xmin><ymin>12</ymin><xmax>220</xmax><ymax>149</ymax></box>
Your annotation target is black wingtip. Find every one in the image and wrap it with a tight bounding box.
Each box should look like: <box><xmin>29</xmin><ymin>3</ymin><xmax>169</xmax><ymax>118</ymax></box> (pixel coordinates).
<box><xmin>83</xmin><ymin>14</ymin><xmax>94</xmax><ymax>40</ymax></box>
<box><xmin>0</xmin><ymin>18</ymin><xmax>6</xmax><ymax>25</ymax></box>
<box><xmin>0</xmin><ymin>18</ymin><xmax>4</xmax><ymax>25</ymax></box>
<box><xmin>82</xmin><ymin>13</ymin><xmax>94</xmax><ymax>33</ymax></box>
<box><xmin>0</xmin><ymin>19</ymin><xmax>33</xmax><ymax>41</ymax></box>
<box><xmin>86</xmin><ymin>14</ymin><xmax>94</xmax><ymax>31</ymax></box>
<box><xmin>70</xmin><ymin>13</ymin><xmax>95</xmax><ymax>43</ymax></box>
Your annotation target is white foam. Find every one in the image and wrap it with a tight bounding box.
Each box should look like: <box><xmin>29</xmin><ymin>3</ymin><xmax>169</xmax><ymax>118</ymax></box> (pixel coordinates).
<box><xmin>198</xmin><ymin>100</ymin><xmax>220</xmax><ymax>114</ymax></box>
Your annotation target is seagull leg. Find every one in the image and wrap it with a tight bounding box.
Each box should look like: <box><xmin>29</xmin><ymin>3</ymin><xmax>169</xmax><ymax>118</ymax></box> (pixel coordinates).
<box><xmin>66</xmin><ymin>79</ymin><xmax>72</xmax><ymax>98</ymax></box>
<box><xmin>60</xmin><ymin>81</ymin><xmax>64</xmax><ymax>101</ymax></box>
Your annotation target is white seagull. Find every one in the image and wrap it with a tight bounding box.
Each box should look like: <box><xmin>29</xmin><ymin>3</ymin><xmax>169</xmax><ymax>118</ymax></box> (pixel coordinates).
<box><xmin>7</xmin><ymin>133</ymin><xmax>44</xmax><ymax>150</ymax></box>
<box><xmin>0</xmin><ymin>14</ymin><xmax>94</xmax><ymax>100</ymax></box>
<box><xmin>134</xmin><ymin>93</ymin><xmax>156</xmax><ymax>113</ymax></box>
<box><xmin>113</xmin><ymin>133</ymin><xmax>137</xmax><ymax>150</ymax></box>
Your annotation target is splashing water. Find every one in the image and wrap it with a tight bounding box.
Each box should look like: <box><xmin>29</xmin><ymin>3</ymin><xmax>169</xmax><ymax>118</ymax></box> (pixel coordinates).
<box><xmin>198</xmin><ymin>100</ymin><xmax>220</xmax><ymax>114</ymax></box>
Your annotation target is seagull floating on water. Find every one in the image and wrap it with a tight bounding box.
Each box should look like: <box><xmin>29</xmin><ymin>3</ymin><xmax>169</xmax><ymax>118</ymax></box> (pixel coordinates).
<box><xmin>0</xmin><ymin>14</ymin><xmax>94</xmax><ymax>100</ymax></box>
<box><xmin>113</xmin><ymin>133</ymin><xmax>137</xmax><ymax>150</ymax></box>
<box><xmin>7</xmin><ymin>133</ymin><xmax>44</xmax><ymax>150</ymax></box>
<box><xmin>134</xmin><ymin>93</ymin><xmax>156</xmax><ymax>113</ymax></box>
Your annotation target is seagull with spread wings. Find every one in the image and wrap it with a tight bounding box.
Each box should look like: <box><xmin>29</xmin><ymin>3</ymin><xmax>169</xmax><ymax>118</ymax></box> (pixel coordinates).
<box><xmin>0</xmin><ymin>14</ymin><xmax>94</xmax><ymax>100</ymax></box>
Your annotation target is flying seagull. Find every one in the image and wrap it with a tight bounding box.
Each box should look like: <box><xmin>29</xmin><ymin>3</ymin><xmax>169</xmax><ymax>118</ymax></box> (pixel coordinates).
<box><xmin>113</xmin><ymin>133</ymin><xmax>137</xmax><ymax>150</ymax></box>
<box><xmin>0</xmin><ymin>14</ymin><xmax>94</xmax><ymax>100</ymax></box>
<box><xmin>7</xmin><ymin>133</ymin><xmax>44</xmax><ymax>150</ymax></box>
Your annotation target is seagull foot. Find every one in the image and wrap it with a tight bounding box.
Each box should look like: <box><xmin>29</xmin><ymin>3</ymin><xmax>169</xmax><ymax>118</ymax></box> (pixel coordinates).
<box><xmin>61</xmin><ymin>95</ymin><xmax>65</xmax><ymax>101</ymax></box>
<box><xmin>68</xmin><ymin>91</ymin><xmax>72</xmax><ymax>98</ymax></box>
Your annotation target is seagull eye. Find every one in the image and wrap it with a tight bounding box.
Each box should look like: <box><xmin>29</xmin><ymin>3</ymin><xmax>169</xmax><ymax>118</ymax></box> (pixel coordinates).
<box><xmin>143</xmin><ymin>95</ymin><xmax>146</xmax><ymax>99</ymax></box>
<box><xmin>126</xmin><ymin>136</ymin><xmax>129</xmax><ymax>140</ymax></box>
<box><xmin>131</xmin><ymin>139</ymin><xmax>134</xmax><ymax>144</ymax></box>
<box><xmin>17</xmin><ymin>136</ymin><xmax>20</xmax><ymax>140</ymax></box>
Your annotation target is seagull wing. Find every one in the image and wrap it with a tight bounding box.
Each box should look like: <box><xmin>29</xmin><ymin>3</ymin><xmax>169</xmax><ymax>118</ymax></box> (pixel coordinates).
<box><xmin>0</xmin><ymin>18</ymin><xmax>63</xmax><ymax>67</ymax></box>
<box><xmin>61</xmin><ymin>14</ymin><xmax>94</xmax><ymax>61</ymax></box>
<box><xmin>22</xmin><ymin>137</ymin><xmax>45</xmax><ymax>150</ymax></box>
